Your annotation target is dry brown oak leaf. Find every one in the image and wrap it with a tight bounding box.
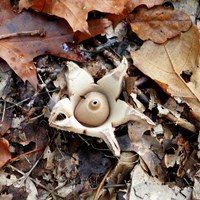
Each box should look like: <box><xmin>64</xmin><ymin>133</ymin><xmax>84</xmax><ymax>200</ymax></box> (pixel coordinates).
<box><xmin>127</xmin><ymin>5</ymin><xmax>192</xmax><ymax>43</ymax></box>
<box><xmin>0</xmin><ymin>0</ymin><xmax>88</xmax><ymax>89</ymax></box>
<box><xmin>107</xmin><ymin>0</ymin><xmax>165</xmax><ymax>27</ymax></box>
<box><xmin>131</xmin><ymin>0</ymin><xmax>165</xmax><ymax>8</ymax></box>
<box><xmin>18</xmin><ymin>0</ymin><xmax>127</xmax><ymax>32</ymax></box>
<box><xmin>131</xmin><ymin>25</ymin><xmax>200</xmax><ymax>121</ymax></box>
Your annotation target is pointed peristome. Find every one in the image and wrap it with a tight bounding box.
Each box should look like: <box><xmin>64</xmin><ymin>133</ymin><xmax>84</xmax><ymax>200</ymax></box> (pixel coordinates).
<box><xmin>100</xmin><ymin>126</ymin><xmax>121</xmax><ymax>157</ymax></box>
<box><xmin>66</xmin><ymin>61</ymin><xmax>94</xmax><ymax>97</ymax></box>
<box><xmin>97</xmin><ymin>57</ymin><xmax>128</xmax><ymax>99</ymax></box>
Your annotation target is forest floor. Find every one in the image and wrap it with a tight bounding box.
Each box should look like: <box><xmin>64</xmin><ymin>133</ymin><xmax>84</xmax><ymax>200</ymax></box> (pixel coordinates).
<box><xmin>0</xmin><ymin>0</ymin><xmax>200</xmax><ymax>200</ymax></box>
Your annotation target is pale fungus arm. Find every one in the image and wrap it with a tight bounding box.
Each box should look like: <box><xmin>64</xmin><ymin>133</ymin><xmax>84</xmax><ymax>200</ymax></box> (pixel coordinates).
<box><xmin>97</xmin><ymin>57</ymin><xmax>128</xmax><ymax>100</ymax></box>
<box><xmin>66</xmin><ymin>61</ymin><xmax>94</xmax><ymax>97</ymax></box>
<box><xmin>111</xmin><ymin>99</ymin><xmax>155</xmax><ymax>127</ymax></box>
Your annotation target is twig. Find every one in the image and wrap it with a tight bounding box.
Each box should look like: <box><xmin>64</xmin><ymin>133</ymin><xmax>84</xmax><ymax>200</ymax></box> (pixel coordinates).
<box><xmin>29</xmin><ymin>113</ymin><xmax>44</xmax><ymax>121</ymax></box>
<box><xmin>94</xmin><ymin>167</ymin><xmax>112</xmax><ymax>200</ymax></box>
<box><xmin>77</xmin><ymin>134</ymin><xmax>90</xmax><ymax>146</ymax></box>
<box><xmin>0</xmin><ymin>29</ymin><xmax>45</xmax><ymax>40</ymax></box>
<box><xmin>135</xmin><ymin>88</ymin><xmax>196</xmax><ymax>133</ymax></box>
<box><xmin>10</xmin><ymin>147</ymin><xmax>45</xmax><ymax>162</ymax></box>
<box><xmin>80</xmin><ymin>38</ymin><xmax>117</xmax><ymax>53</ymax></box>
<box><xmin>1</xmin><ymin>101</ymin><xmax>6</xmax><ymax>122</ymax></box>
<box><xmin>157</xmin><ymin>104</ymin><xmax>196</xmax><ymax>133</ymax></box>
<box><xmin>6</xmin><ymin>97</ymin><xmax>32</xmax><ymax>109</ymax></box>
<box><xmin>103</xmin><ymin>184</ymin><xmax>126</xmax><ymax>188</ymax></box>
<box><xmin>38</xmin><ymin>74</ymin><xmax>52</xmax><ymax>99</ymax></box>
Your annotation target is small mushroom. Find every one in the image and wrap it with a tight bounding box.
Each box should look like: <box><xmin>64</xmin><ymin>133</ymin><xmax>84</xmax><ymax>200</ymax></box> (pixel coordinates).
<box><xmin>49</xmin><ymin>57</ymin><xmax>155</xmax><ymax>157</ymax></box>
<box><xmin>74</xmin><ymin>92</ymin><xmax>110</xmax><ymax>127</ymax></box>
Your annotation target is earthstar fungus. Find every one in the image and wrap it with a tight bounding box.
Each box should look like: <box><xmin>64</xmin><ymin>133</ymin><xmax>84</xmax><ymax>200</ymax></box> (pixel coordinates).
<box><xmin>49</xmin><ymin>57</ymin><xmax>155</xmax><ymax>157</ymax></box>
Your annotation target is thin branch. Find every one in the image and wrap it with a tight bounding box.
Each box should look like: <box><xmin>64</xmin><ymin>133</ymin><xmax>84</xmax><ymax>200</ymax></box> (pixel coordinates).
<box><xmin>0</xmin><ymin>29</ymin><xmax>46</xmax><ymax>40</ymax></box>
<box><xmin>94</xmin><ymin>167</ymin><xmax>112</xmax><ymax>200</ymax></box>
<box><xmin>1</xmin><ymin>101</ymin><xmax>6</xmax><ymax>122</ymax></box>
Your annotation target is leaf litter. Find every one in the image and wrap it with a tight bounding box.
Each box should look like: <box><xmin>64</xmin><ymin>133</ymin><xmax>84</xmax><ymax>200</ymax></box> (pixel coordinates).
<box><xmin>0</xmin><ymin>0</ymin><xmax>200</xmax><ymax>199</ymax></box>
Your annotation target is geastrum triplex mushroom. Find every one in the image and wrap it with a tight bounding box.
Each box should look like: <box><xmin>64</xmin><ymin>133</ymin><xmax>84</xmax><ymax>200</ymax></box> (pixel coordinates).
<box><xmin>49</xmin><ymin>57</ymin><xmax>154</xmax><ymax>157</ymax></box>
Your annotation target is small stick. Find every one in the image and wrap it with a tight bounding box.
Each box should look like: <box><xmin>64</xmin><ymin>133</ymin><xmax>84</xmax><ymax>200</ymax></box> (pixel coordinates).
<box><xmin>80</xmin><ymin>38</ymin><xmax>117</xmax><ymax>53</ymax></box>
<box><xmin>38</xmin><ymin>74</ymin><xmax>52</xmax><ymax>98</ymax></box>
<box><xmin>0</xmin><ymin>29</ymin><xmax>46</xmax><ymax>40</ymax></box>
<box><xmin>6</xmin><ymin>97</ymin><xmax>32</xmax><ymax>109</ymax></box>
<box><xmin>135</xmin><ymin>88</ymin><xmax>196</xmax><ymax>133</ymax></box>
<box><xmin>10</xmin><ymin>147</ymin><xmax>45</xmax><ymax>162</ymax></box>
<box><xmin>1</xmin><ymin>101</ymin><xmax>6</xmax><ymax>122</ymax></box>
<box><xmin>94</xmin><ymin>167</ymin><xmax>112</xmax><ymax>200</ymax></box>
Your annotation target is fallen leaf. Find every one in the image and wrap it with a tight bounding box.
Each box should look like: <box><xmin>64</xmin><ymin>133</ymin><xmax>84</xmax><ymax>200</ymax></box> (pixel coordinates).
<box><xmin>0</xmin><ymin>138</ymin><xmax>11</xmax><ymax>168</ymax></box>
<box><xmin>25</xmin><ymin>177</ymin><xmax>38</xmax><ymax>200</ymax></box>
<box><xmin>10</xmin><ymin>123</ymin><xmax>49</xmax><ymax>173</ymax></box>
<box><xmin>128</xmin><ymin>122</ymin><xmax>165</xmax><ymax>181</ymax></box>
<box><xmin>7</xmin><ymin>186</ymin><xmax>28</xmax><ymax>200</ymax></box>
<box><xmin>107</xmin><ymin>0</ymin><xmax>165</xmax><ymax>27</ymax></box>
<box><xmin>133</xmin><ymin>0</ymin><xmax>166</xmax><ymax>8</ymax></box>
<box><xmin>0</xmin><ymin>60</ymin><xmax>13</xmax><ymax>99</ymax></box>
<box><xmin>0</xmin><ymin>0</ymin><xmax>84</xmax><ymax>89</ymax></box>
<box><xmin>127</xmin><ymin>5</ymin><xmax>192</xmax><ymax>43</ymax></box>
<box><xmin>193</xmin><ymin>169</ymin><xmax>200</xmax><ymax>199</ymax></box>
<box><xmin>11</xmin><ymin>116</ymin><xmax>25</xmax><ymax>129</ymax></box>
<box><xmin>129</xmin><ymin>164</ymin><xmax>192</xmax><ymax>200</ymax></box>
<box><xmin>21</xmin><ymin>123</ymin><xmax>49</xmax><ymax>148</ymax></box>
<box><xmin>43</xmin><ymin>146</ymin><xmax>55</xmax><ymax>170</ymax></box>
<box><xmin>130</xmin><ymin>25</ymin><xmax>200</xmax><ymax>120</ymax></box>
<box><xmin>18</xmin><ymin>0</ymin><xmax>127</xmax><ymax>32</ymax></box>
<box><xmin>0</xmin><ymin>194</ymin><xmax>13</xmax><ymax>200</ymax></box>
<box><xmin>74</xmin><ymin>18</ymin><xmax>112</xmax><ymax>43</ymax></box>
<box><xmin>164</xmin><ymin>153</ymin><xmax>178</xmax><ymax>168</ymax></box>
<box><xmin>0</xmin><ymin>170</ymin><xmax>17</xmax><ymax>187</ymax></box>
<box><xmin>78</xmin><ymin>148</ymin><xmax>112</xmax><ymax>181</ymax></box>
<box><xmin>106</xmin><ymin>152</ymin><xmax>137</xmax><ymax>197</ymax></box>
